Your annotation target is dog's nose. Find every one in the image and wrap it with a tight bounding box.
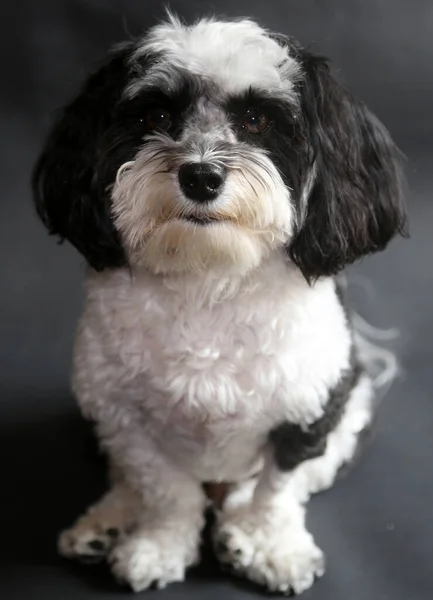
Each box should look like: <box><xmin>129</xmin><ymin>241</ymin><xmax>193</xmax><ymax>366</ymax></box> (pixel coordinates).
<box><xmin>178</xmin><ymin>163</ymin><xmax>227</xmax><ymax>202</ymax></box>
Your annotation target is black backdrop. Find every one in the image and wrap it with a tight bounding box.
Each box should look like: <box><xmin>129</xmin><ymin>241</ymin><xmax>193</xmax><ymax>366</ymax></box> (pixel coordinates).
<box><xmin>1</xmin><ymin>1</ymin><xmax>432</xmax><ymax>599</ymax></box>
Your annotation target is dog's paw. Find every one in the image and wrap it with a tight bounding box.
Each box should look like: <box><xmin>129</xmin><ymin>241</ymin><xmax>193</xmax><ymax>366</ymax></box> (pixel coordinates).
<box><xmin>58</xmin><ymin>509</ymin><xmax>131</xmax><ymax>564</ymax></box>
<box><xmin>58</xmin><ymin>485</ymin><xmax>141</xmax><ymax>564</ymax></box>
<box><xmin>109</xmin><ymin>530</ymin><xmax>200</xmax><ymax>592</ymax></box>
<box><xmin>214</xmin><ymin>510</ymin><xmax>325</xmax><ymax>595</ymax></box>
<box><xmin>59</xmin><ymin>524</ymin><xmax>121</xmax><ymax>564</ymax></box>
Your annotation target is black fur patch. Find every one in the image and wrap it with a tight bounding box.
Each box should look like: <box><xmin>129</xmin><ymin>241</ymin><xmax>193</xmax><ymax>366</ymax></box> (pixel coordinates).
<box><xmin>32</xmin><ymin>44</ymin><xmax>136</xmax><ymax>271</ymax></box>
<box><xmin>94</xmin><ymin>75</ymin><xmax>205</xmax><ymax>198</ymax></box>
<box><xmin>269</xmin><ymin>350</ymin><xmax>363</xmax><ymax>472</ymax></box>
<box><xmin>285</xmin><ymin>45</ymin><xmax>407</xmax><ymax>280</ymax></box>
<box><xmin>226</xmin><ymin>38</ymin><xmax>406</xmax><ymax>281</ymax></box>
<box><xmin>32</xmin><ymin>59</ymin><xmax>210</xmax><ymax>270</ymax></box>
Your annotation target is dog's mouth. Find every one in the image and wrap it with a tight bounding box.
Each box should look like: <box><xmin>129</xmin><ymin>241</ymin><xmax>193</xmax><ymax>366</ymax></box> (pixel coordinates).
<box><xmin>181</xmin><ymin>214</ymin><xmax>230</xmax><ymax>225</ymax></box>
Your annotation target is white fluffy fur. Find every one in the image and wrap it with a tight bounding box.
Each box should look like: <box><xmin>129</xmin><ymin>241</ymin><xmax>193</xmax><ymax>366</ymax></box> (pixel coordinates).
<box><xmin>59</xmin><ymin>251</ymin><xmax>372</xmax><ymax>592</ymax></box>
<box><xmin>112</xmin><ymin>135</ymin><xmax>293</xmax><ymax>275</ymax></box>
<box><xmin>128</xmin><ymin>14</ymin><xmax>301</xmax><ymax>99</ymax></box>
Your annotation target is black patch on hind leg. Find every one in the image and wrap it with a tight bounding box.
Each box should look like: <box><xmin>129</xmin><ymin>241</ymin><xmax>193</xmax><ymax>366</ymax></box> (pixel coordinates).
<box><xmin>269</xmin><ymin>349</ymin><xmax>363</xmax><ymax>472</ymax></box>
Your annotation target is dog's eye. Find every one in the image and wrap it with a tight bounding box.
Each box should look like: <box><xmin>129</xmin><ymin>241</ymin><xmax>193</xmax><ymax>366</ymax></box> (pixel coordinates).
<box><xmin>144</xmin><ymin>108</ymin><xmax>171</xmax><ymax>131</ymax></box>
<box><xmin>242</xmin><ymin>109</ymin><xmax>270</xmax><ymax>134</ymax></box>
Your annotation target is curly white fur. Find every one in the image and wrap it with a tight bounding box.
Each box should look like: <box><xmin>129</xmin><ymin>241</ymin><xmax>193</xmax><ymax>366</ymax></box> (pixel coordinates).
<box><xmin>56</xmin><ymin>251</ymin><xmax>373</xmax><ymax>592</ymax></box>
<box><xmin>127</xmin><ymin>13</ymin><xmax>301</xmax><ymax>99</ymax></box>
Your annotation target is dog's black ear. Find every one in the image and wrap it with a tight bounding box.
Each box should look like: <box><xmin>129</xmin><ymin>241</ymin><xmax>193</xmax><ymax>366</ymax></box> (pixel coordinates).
<box><xmin>32</xmin><ymin>43</ymin><xmax>135</xmax><ymax>271</ymax></box>
<box><xmin>288</xmin><ymin>51</ymin><xmax>407</xmax><ymax>280</ymax></box>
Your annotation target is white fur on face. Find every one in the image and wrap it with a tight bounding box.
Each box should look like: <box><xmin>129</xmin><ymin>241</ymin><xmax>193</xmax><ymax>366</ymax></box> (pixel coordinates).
<box><xmin>110</xmin><ymin>16</ymin><xmax>303</xmax><ymax>275</ymax></box>
<box><xmin>128</xmin><ymin>15</ymin><xmax>301</xmax><ymax>100</ymax></box>
<box><xmin>111</xmin><ymin>135</ymin><xmax>293</xmax><ymax>275</ymax></box>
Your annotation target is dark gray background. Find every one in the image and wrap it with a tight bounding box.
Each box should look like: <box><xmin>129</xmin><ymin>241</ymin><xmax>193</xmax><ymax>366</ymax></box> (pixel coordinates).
<box><xmin>1</xmin><ymin>1</ymin><xmax>432</xmax><ymax>599</ymax></box>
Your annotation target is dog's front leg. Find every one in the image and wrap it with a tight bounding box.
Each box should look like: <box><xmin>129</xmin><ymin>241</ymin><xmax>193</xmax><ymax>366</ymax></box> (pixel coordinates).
<box><xmin>213</xmin><ymin>454</ymin><xmax>325</xmax><ymax>595</ymax></box>
<box><xmin>104</xmin><ymin>436</ymin><xmax>207</xmax><ymax>592</ymax></box>
<box><xmin>59</xmin><ymin>432</ymin><xmax>206</xmax><ymax>590</ymax></box>
<box><xmin>107</xmin><ymin>446</ymin><xmax>206</xmax><ymax>591</ymax></box>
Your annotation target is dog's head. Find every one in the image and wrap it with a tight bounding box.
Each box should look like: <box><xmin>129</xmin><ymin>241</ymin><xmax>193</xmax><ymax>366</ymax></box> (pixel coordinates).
<box><xmin>33</xmin><ymin>15</ymin><xmax>406</xmax><ymax>279</ymax></box>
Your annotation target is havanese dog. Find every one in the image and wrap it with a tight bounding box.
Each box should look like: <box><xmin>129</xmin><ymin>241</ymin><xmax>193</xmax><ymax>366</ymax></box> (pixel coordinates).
<box><xmin>32</xmin><ymin>13</ymin><xmax>406</xmax><ymax>596</ymax></box>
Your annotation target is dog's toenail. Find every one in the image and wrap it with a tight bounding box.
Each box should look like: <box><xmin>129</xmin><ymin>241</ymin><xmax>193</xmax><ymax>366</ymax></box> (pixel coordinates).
<box><xmin>218</xmin><ymin>532</ymin><xmax>231</xmax><ymax>544</ymax></box>
<box><xmin>106</xmin><ymin>527</ymin><xmax>120</xmax><ymax>538</ymax></box>
<box><xmin>217</xmin><ymin>541</ymin><xmax>228</xmax><ymax>554</ymax></box>
<box><xmin>78</xmin><ymin>553</ymin><xmax>105</xmax><ymax>564</ymax></box>
<box><xmin>88</xmin><ymin>539</ymin><xmax>106</xmax><ymax>551</ymax></box>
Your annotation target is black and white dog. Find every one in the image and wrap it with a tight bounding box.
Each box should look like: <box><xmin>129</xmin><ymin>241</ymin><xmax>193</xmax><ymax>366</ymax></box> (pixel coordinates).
<box><xmin>33</xmin><ymin>14</ymin><xmax>406</xmax><ymax>595</ymax></box>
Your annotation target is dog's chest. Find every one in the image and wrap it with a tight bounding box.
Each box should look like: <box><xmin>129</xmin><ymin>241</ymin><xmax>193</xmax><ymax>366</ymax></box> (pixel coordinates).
<box><xmin>108</xmin><ymin>271</ymin><xmax>304</xmax><ymax>423</ymax></box>
<box><xmin>106</xmin><ymin>280</ymin><xmax>289</xmax><ymax>478</ymax></box>
<box><xmin>118</xmin><ymin>284</ymin><xmax>287</xmax><ymax>422</ymax></box>
<box><xmin>84</xmin><ymin>262</ymin><xmax>349</xmax><ymax>478</ymax></box>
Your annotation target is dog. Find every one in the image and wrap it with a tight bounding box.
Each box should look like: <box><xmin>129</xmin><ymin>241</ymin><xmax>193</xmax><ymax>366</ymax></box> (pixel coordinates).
<box><xmin>32</xmin><ymin>13</ymin><xmax>406</xmax><ymax>595</ymax></box>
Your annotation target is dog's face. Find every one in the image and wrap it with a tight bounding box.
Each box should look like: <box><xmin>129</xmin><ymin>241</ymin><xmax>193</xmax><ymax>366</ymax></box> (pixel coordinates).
<box><xmin>33</xmin><ymin>16</ymin><xmax>406</xmax><ymax>279</ymax></box>
<box><xmin>109</xmin><ymin>19</ymin><xmax>302</xmax><ymax>275</ymax></box>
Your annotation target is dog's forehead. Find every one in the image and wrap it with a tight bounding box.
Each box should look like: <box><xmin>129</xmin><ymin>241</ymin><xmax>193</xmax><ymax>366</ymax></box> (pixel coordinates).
<box><xmin>131</xmin><ymin>17</ymin><xmax>300</xmax><ymax>97</ymax></box>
